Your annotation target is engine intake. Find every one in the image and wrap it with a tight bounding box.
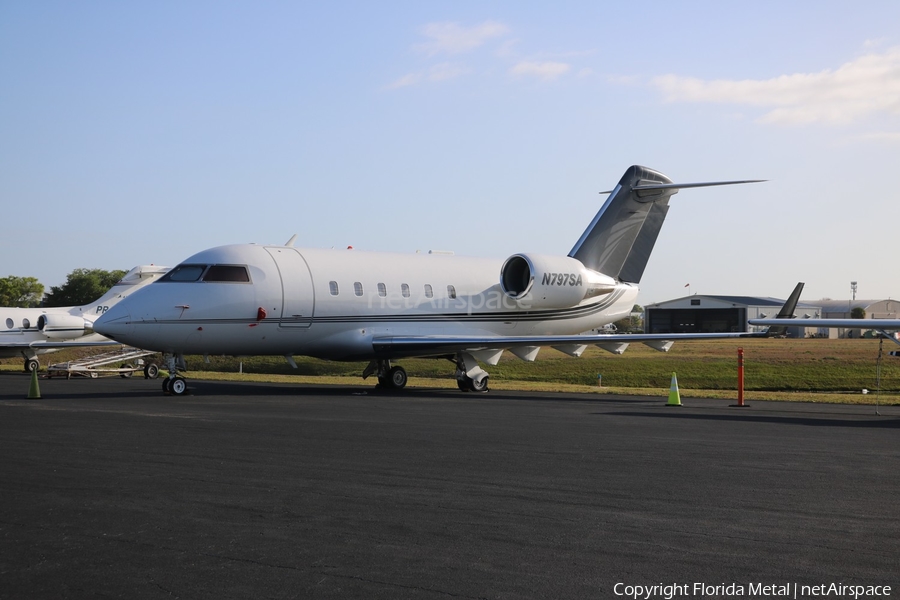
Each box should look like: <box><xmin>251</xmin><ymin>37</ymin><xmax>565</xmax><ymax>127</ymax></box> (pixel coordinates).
<box><xmin>37</xmin><ymin>314</ymin><xmax>94</xmax><ymax>340</ymax></box>
<box><xmin>499</xmin><ymin>253</ymin><xmax>617</xmax><ymax>309</ymax></box>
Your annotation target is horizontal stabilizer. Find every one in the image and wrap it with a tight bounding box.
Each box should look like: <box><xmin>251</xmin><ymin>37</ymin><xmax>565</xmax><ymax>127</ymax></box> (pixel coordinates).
<box><xmin>604</xmin><ymin>179</ymin><xmax>766</xmax><ymax>194</ymax></box>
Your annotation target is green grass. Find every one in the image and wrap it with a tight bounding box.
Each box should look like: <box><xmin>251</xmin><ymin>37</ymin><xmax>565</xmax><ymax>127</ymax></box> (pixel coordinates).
<box><xmin>4</xmin><ymin>338</ymin><xmax>899</xmax><ymax>404</ymax></box>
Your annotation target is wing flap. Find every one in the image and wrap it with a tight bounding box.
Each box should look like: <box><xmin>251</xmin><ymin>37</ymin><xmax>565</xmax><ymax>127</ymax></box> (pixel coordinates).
<box><xmin>373</xmin><ymin>331</ymin><xmax>766</xmax><ymax>360</ymax></box>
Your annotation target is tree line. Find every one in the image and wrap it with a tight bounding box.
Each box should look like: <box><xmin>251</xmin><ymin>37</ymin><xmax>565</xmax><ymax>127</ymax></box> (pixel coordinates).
<box><xmin>0</xmin><ymin>269</ymin><xmax>126</xmax><ymax>308</ymax></box>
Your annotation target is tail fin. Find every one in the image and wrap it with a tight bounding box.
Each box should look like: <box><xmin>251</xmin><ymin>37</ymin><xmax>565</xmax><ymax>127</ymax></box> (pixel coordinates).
<box><xmin>568</xmin><ymin>165</ymin><xmax>764</xmax><ymax>283</ymax></box>
<box><xmin>80</xmin><ymin>265</ymin><xmax>170</xmax><ymax>312</ymax></box>
<box><xmin>764</xmin><ymin>282</ymin><xmax>804</xmax><ymax>337</ymax></box>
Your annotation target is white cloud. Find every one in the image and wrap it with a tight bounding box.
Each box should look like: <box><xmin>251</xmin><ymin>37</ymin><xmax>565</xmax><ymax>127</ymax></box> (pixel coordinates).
<box><xmin>385</xmin><ymin>62</ymin><xmax>470</xmax><ymax>90</ymax></box>
<box><xmin>415</xmin><ymin>21</ymin><xmax>510</xmax><ymax>56</ymax></box>
<box><xmin>650</xmin><ymin>46</ymin><xmax>900</xmax><ymax>125</ymax></box>
<box><xmin>510</xmin><ymin>61</ymin><xmax>571</xmax><ymax>81</ymax></box>
<box><xmin>855</xmin><ymin>131</ymin><xmax>900</xmax><ymax>143</ymax></box>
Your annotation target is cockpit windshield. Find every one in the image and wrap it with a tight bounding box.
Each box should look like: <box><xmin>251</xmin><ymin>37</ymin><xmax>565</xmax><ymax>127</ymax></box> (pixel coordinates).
<box><xmin>160</xmin><ymin>264</ymin><xmax>207</xmax><ymax>282</ymax></box>
<box><xmin>158</xmin><ymin>264</ymin><xmax>251</xmax><ymax>283</ymax></box>
<box><xmin>203</xmin><ymin>265</ymin><xmax>250</xmax><ymax>282</ymax></box>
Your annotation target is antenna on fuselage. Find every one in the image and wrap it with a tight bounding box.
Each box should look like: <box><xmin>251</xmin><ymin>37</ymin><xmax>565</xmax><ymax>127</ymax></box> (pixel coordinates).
<box><xmin>285</xmin><ymin>234</ymin><xmax>298</xmax><ymax>247</ymax></box>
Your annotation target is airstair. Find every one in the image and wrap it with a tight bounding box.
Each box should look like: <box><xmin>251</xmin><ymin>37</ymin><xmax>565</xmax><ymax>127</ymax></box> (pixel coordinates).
<box><xmin>47</xmin><ymin>347</ymin><xmax>160</xmax><ymax>379</ymax></box>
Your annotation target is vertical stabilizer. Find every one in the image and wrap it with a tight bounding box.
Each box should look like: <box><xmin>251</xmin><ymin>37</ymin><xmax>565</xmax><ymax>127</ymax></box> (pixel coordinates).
<box><xmin>568</xmin><ymin>166</ymin><xmax>675</xmax><ymax>283</ymax></box>
<box><xmin>568</xmin><ymin>166</ymin><xmax>764</xmax><ymax>283</ymax></box>
<box><xmin>765</xmin><ymin>282</ymin><xmax>805</xmax><ymax>337</ymax></box>
<box><xmin>80</xmin><ymin>265</ymin><xmax>171</xmax><ymax>310</ymax></box>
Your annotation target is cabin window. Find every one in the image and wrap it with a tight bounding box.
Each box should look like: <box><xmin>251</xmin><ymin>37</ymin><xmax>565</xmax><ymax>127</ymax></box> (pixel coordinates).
<box><xmin>203</xmin><ymin>265</ymin><xmax>250</xmax><ymax>283</ymax></box>
<box><xmin>22</xmin><ymin>318</ymin><xmax>31</xmax><ymax>329</ymax></box>
<box><xmin>424</xmin><ymin>284</ymin><xmax>433</xmax><ymax>298</ymax></box>
<box><xmin>161</xmin><ymin>264</ymin><xmax>207</xmax><ymax>282</ymax></box>
<box><xmin>329</xmin><ymin>281</ymin><xmax>339</xmax><ymax>296</ymax></box>
<box><xmin>377</xmin><ymin>283</ymin><xmax>387</xmax><ymax>297</ymax></box>
<box><xmin>5</xmin><ymin>318</ymin><xmax>13</xmax><ymax>330</ymax></box>
<box><xmin>447</xmin><ymin>285</ymin><xmax>457</xmax><ymax>299</ymax></box>
<box><xmin>401</xmin><ymin>284</ymin><xmax>410</xmax><ymax>298</ymax></box>
<box><xmin>354</xmin><ymin>282</ymin><xmax>364</xmax><ymax>297</ymax></box>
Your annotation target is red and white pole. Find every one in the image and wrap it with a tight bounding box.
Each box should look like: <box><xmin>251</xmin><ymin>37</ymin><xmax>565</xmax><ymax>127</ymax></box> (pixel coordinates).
<box><xmin>733</xmin><ymin>347</ymin><xmax>748</xmax><ymax>407</ymax></box>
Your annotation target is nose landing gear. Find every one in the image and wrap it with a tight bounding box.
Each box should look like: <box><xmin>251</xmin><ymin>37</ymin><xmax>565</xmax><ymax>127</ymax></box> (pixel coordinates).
<box><xmin>161</xmin><ymin>354</ymin><xmax>189</xmax><ymax>396</ymax></box>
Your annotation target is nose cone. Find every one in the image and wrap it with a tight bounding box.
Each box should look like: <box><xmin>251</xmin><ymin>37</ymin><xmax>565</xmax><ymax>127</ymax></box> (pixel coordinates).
<box><xmin>93</xmin><ymin>304</ymin><xmax>134</xmax><ymax>342</ymax></box>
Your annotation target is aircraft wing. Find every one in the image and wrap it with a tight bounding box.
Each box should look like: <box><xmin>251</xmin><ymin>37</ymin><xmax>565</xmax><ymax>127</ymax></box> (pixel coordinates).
<box><xmin>373</xmin><ymin>331</ymin><xmax>767</xmax><ymax>361</ymax></box>
<box><xmin>749</xmin><ymin>318</ymin><xmax>900</xmax><ymax>330</ymax></box>
<box><xmin>2</xmin><ymin>340</ymin><xmax>122</xmax><ymax>349</ymax></box>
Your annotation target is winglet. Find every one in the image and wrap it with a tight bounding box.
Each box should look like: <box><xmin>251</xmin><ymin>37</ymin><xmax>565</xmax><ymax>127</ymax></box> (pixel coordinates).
<box><xmin>764</xmin><ymin>282</ymin><xmax>804</xmax><ymax>337</ymax></box>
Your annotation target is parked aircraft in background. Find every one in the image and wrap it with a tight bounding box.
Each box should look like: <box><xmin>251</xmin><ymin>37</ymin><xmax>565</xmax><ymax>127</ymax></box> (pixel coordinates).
<box><xmin>750</xmin><ymin>315</ymin><xmax>900</xmax><ymax>346</ymax></box>
<box><xmin>95</xmin><ymin>165</ymin><xmax>769</xmax><ymax>395</ymax></box>
<box><xmin>1</xmin><ymin>265</ymin><xmax>169</xmax><ymax>372</ymax></box>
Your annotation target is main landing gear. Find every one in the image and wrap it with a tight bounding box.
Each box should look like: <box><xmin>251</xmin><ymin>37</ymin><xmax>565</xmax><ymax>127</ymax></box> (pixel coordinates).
<box><xmin>160</xmin><ymin>353</ymin><xmax>189</xmax><ymax>396</ymax></box>
<box><xmin>362</xmin><ymin>352</ymin><xmax>490</xmax><ymax>393</ymax></box>
<box><xmin>454</xmin><ymin>352</ymin><xmax>490</xmax><ymax>393</ymax></box>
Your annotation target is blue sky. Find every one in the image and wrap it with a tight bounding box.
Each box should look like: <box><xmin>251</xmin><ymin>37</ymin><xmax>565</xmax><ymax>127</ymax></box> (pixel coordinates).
<box><xmin>2</xmin><ymin>1</ymin><xmax>899</xmax><ymax>304</ymax></box>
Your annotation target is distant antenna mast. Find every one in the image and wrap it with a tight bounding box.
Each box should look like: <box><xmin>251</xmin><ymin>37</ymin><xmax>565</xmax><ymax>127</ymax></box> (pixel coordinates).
<box><xmin>850</xmin><ymin>281</ymin><xmax>858</xmax><ymax>301</ymax></box>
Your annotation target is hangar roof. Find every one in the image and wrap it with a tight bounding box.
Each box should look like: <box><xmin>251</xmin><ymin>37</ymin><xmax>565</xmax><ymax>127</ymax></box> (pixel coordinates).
<box><xmin>645</xmin><ymin>294</ymin><xmax>821</xmax><ymax>309</ymax></box>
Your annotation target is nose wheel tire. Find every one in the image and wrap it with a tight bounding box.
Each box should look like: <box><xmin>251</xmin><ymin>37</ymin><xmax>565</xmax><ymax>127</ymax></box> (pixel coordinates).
<box><xmin>24</xmin><ymin>358</ymin><xmax>40</xmax><ymax>373</ymax></box>
<box><xmin>162</xmin><ymin>376</ymin><xmax>188</xmax><ymax>395</ymax></box>
<box><xmin>170</xmin><ymin>377</ymin><xmax>187</xmax><ymax>395</ymax></box>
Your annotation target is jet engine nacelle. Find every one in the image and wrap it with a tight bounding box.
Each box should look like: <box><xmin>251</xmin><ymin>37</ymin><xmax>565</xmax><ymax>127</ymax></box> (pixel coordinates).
<box><xmin>499</xmin><ymin>253</ymin><xmax>617</xmax><ymax>309</ymax></box>
<box><xmin>37</xmin><ymin>313</ymin><xmax>94</xmax><ymax>340</ymax></box>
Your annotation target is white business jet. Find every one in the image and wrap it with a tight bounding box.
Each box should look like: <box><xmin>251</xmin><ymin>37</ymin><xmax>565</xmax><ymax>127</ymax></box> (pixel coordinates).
<box><xmin>94</xmin><ymin>165</ymin><xmax>769</xmax><ymax>395</ymax></box>
<box><xmin>1</xmin><ymin>265</ymin><xmax>169</xmax><ymax>372</ymax></box>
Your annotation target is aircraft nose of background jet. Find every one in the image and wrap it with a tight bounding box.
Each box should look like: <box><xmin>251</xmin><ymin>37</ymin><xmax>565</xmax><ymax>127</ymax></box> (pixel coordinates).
<box><xmin>93</xmin><ymin>305</ymin><xmax>134</xmax><ymax>341</ymax></box>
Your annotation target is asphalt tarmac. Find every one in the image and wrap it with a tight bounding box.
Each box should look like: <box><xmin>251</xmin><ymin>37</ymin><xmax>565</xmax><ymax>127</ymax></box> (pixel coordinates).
<box><xmin>2</xmin><ymin>374</ymin><xmax>899</xmax><ymax>599</ymax></box>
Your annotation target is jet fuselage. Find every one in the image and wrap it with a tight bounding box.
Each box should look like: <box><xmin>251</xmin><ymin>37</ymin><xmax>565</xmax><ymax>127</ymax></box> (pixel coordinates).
<box><xmin>95</xmin><ymin>243</ymin><xmax>638</xmax><ymax>360</ymax></box>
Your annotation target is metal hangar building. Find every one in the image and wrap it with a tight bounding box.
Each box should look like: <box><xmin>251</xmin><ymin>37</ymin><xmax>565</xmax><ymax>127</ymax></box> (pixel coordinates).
<box><xmin>643</xmin><ymin>293</ymin><xmax>823</xmax><ymax>335</ymax></box>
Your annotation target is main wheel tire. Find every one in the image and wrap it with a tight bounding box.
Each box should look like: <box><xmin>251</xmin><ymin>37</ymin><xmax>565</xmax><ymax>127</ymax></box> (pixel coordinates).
<box><xmin>24</xmin><ymin>358</ymin><xmax>39</xmax><ymax>373</ymax></box>
<box><xmin>468</xmin><ymin>376</ymin><xmax>489</xmax><ymax>393</ymax></box>
<box><xmin>144</xmin><ymin>363</ymin><xmax>160</xmax><ymax>379</ymax></box>
<box><xmin>170</xmin><ymin>377</ymin><xmax>187</xmax><ymax>396</ymax></box>
<box><xmin>162</xmin><ymin>378</ymin><xmax>172</xmax><ymax>394</ymax></box>
<box><xmin>388</xmin><ymin>366</ymin><xmax>408</xmax><ymax>390</ymax></box>
<box><xmin>120</xmin><ymin>364</ymin><xmax>134</xmax><ymax>379</ymax></box>
<box><xmin>457</xmin><ymin>378</ymin><xmax>470</xmax><ymax>392</ymax></box>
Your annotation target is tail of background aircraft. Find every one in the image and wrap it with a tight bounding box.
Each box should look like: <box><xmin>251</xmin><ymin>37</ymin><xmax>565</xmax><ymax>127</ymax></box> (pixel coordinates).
<box><xmin>568</xmin><ymin>165</ymin><xmax>763</xmax><ymax>283</ymax></box>
<box><xmin>80</xmin><ymin>265</ymin><xmax>170</xmax><ymax>311</ymax></box>
<box><xmin>762</xmin><ymin>282</ymin><xmax>804</xmax><ymax>337</ymax></box>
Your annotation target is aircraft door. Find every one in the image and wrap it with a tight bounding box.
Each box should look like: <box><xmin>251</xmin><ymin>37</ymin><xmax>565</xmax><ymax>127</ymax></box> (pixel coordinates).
<box><xmin>264</xmin><ymin>247</ymin><xmax>315</xmax><ymax>328</ymax></box>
